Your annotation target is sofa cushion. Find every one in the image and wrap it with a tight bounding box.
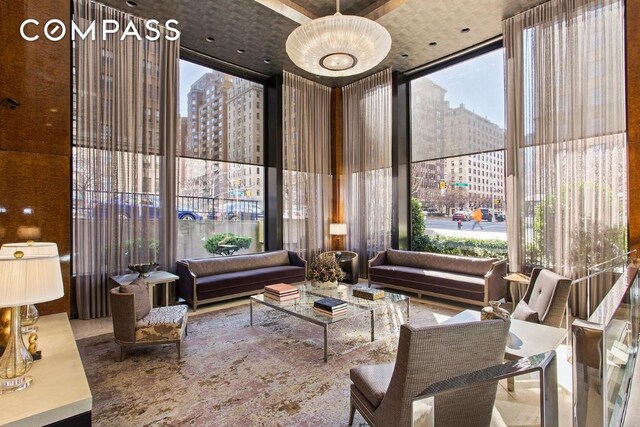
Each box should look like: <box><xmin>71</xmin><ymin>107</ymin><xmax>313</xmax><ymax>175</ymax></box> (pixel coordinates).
<box><xmin>186</xmin><ymin>250</ymin><xmax>290</xmax><ymax>277</ymax></box>
<box><xmin>528</xmin><ymin>269</ymin><xmax>561</xmax><ymax>322</ymax></box>
<box><xmin>370</xmin><ymin>265</ymin><xmax>485</xmax><ymax>292</ymax></box>
<box><xmin>385</xmin><ymin>249</ymin><xmax>497</xmax><ymax>277</ymax></box>
<box><xmin>512</xmin><ymin>300</ymin><xmax>539</xmax><ymax>323</ymax></box>
<box><xmin>119</xmin><ymin>277</ymin><xmax>151</xmax><ymax>320</ymax></box>
<box><xmin>196</xmin><ymin>265</ymin><xmax>304</xmax><ymax>293</ymax></box>
<box><xmin>135</xmin><ymin>304</ymin><xmax>188</xmax><ymax>342</ymax></box>
<box><xmin>350</xmin><ymin>363</ymin><xmax>394</xmax><ymax>408</ymax></box>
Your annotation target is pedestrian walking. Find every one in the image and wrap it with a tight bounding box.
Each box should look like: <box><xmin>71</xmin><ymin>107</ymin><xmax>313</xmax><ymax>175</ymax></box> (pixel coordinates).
<box><xmin>471</xmin><ymin>208</ymin><xmax>484</xmax><ymax>230</ymax></box>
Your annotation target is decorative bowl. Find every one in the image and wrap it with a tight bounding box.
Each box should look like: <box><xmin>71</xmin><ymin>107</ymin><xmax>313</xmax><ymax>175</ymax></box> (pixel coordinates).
<box><xmin>128</xmin><ymin>262</ymin><xmax>159</xmax><ymax>278</ymax></box>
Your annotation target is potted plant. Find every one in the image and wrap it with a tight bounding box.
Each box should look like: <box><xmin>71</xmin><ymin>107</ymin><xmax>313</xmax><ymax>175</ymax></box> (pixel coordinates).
<box><xmin>307</xmin><ymin>253</ymin><xmax>346</xmax><ymax>288</ymax></box>
<box><xmin>204</xmin><ymin>232</ymin><xmax>252</xmax><ymax>256</ymax></box>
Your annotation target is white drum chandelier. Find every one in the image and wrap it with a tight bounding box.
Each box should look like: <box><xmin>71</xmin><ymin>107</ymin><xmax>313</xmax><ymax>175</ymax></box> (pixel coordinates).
<box><xmin>285</xmin><ymin>0</ymin><xmax>392</xmax><ymax>77</ymax></box>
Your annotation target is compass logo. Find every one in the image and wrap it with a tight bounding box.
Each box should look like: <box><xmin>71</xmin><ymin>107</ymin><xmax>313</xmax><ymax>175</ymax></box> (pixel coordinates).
<box><xmin>20</xmin><ymin>18</ymin><xmax>180</xmax><ymax>42</ymax></box>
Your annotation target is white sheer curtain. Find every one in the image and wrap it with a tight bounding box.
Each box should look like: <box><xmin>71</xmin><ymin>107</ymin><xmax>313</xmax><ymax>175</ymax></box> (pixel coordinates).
<box><xmin>504</xmin><ymin>0</ymin><xmax>627</xmax><ymax>317</ymax></box>
<box><xmin>343</xmin><ymin>69</ymin><xmax>392</xmax><ymax>277</ymax></box>
<box><xmin>282</xmin><ymin>72</ymin><xmax>332</xmax><ymax>260</ymax></box>
<box><xmin>73</xmin><ymin>0</ymin><xmax>179</xmax><ymax>319</ymax></box>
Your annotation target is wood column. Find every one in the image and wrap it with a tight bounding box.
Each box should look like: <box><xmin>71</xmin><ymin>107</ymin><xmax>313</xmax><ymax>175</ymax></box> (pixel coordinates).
<box><xmin>0</xmin><ymin>0</ymin><xmax>71</xmax><ymax>315</ymax></box>
<box><xmin>331</xmin><ymin>87</ymin><xmax>343</xmax><ymax>251</ymax></box>
<box><xmin>627</xmin><ymin>1</ymin><xmax>640</xmax><ymax>256</ymax></box>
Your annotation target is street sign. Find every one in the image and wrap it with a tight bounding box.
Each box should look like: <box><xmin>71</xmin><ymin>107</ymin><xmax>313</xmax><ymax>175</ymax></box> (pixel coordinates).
<box><xmin>454</xmin><ymin>182</ymin><xmax>469</xmax><ymax>187</ymax></box>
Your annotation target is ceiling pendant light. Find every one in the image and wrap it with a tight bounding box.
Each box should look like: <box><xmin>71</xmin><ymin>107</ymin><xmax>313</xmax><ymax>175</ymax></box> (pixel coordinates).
<box><xmin>285</xmin><ymin>0</ymin><xmax>392</xmax><ymax>77</ymax></box>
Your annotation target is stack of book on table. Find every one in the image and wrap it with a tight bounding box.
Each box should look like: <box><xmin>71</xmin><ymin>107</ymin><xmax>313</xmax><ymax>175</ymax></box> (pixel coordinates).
<box><xmin>313</xmin><ymin>297</ymin><xmax>348</xmax><ymax>317</ymax></box>
<box><xmin>264</xmin><ymin>283</ymin><xmax>300</xmax><ymax>301</ymax></box>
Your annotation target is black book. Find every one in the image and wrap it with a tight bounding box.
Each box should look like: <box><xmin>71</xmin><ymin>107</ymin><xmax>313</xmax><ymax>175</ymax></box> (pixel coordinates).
<box><xmin>314</xmin><ymin>297</ymin><xmax>348</xmax><ymax>312</ymax></box>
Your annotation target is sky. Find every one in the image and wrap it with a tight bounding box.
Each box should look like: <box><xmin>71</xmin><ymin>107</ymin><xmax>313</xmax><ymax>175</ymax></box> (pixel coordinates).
<box><xmin>427</xmin><ymin>48</ymin><xmax>505</xmax><ymax>129</ymax></box>
<box><xmin>179</xmin><ymin>60</ymin><xmax>211</xmax><ymax>117</ymax></box>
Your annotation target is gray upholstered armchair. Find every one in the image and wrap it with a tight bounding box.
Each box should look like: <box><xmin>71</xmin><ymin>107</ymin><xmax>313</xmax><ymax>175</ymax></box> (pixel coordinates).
<box><xmin>349</xmin><ymin>320</ymin><xmax>510</xmax><ymax>427</ymax></box>
<box><xmin>110</xmin><ymin>287</ymin><xmax>189</xmax><ymax>361</ymax></box>
<box><xmin>514</xmin><ymin>268</ymin><xmax>572</xmax><ymax>328</ymax></box>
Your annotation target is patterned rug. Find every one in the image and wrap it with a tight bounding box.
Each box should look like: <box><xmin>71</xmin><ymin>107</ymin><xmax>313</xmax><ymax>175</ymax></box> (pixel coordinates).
<box><xmin>77</xmin><ymin>298</ymin><xmax>460</xmax><ymax>427</ymax></box>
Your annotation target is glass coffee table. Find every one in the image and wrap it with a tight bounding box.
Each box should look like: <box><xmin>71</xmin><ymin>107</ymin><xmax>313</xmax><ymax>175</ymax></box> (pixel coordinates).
<box><xmin>250</xmin><ymin>283</ymin><xmax>410</xmax><ymax>362</ymax></box>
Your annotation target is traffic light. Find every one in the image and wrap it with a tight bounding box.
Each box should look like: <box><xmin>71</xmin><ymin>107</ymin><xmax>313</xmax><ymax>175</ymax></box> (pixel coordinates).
<box><xmin>439</xmin><ymin>181</ymin><xmax>446</xmax><ymax>190</ymax></box>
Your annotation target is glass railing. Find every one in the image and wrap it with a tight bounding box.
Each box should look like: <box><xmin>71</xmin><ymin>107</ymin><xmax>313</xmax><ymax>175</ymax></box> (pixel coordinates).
<box><xmin>572</xmin><ymin>262</ymin><xmax>639</xmax><ymax>427</ymax></box>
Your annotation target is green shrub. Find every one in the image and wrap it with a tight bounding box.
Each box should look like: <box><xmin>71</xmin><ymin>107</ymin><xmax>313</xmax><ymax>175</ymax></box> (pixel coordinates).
<box><xmin>425</xmin><ymin>235</ymin><xmax>508</xmax><ymax>258</ymax></box>
<box><xmin>204</xmin><ymin>232</ymin><xmax>252</xmax><ymax>256</ymax></box>
<box><xmin>411</xmin><ymin>197</ymin><xmax>429</xmax><ymax>251</ymax></box>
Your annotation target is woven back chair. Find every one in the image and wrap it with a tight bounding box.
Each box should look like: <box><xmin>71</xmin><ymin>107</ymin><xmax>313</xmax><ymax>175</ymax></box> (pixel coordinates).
<box><xmin>349</xmin><ymin>320</ymin><xmax>510</xmax><ymax>427</ymax></box>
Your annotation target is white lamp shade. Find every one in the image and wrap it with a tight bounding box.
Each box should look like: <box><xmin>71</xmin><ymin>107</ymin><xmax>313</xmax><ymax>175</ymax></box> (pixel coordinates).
<box><xmin>0</xmin><ymin>254</ymin><xmax>64</xmax><ymax>307</ymax></box>
<box><xmin>0</xmin><ymin>242</ymin><xmax>59</xmax><ymax>256</ymax></box>
<box><xmin>286</xmin><ymin>14</ymin><xmax>391</xmax><ymax>77</ymax></box>
<box><xmin>330</xmin><ymin>223</ymin><xmax>347</xmax><ymax>235</ymax></box>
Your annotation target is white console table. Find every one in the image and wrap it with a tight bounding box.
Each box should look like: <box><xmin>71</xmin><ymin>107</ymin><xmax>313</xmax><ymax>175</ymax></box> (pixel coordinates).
<box><xmin>0</xmin><ymin>313</ymin><xmax>92</xmax><ymax>426</ymax></box>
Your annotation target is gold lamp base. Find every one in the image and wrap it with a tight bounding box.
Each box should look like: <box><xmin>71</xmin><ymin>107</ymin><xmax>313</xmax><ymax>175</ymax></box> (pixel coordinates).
<box><xmin>0</xmin><ymin>307</ymin><xmax>33</xmax><ymax>394</ymax></box>
<box><xmin>0</xmin><ymin>375</ymin><xmax>32</xmax><ymax>395</ymax></box>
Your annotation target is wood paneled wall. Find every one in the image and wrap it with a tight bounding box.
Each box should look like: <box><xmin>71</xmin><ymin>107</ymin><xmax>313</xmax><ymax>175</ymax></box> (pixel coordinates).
<box><xmin>0</xmin><ymin>0</ymin><xmax>71</xmax><ymax>315</ymax></box>
<box><xmin>330</xmin><ymin>88</ymin><xmax>343</xmax><ymax>251</ymax></box>
<box><xmin>628</xmin><ymin>1</ymin><xmax>640</xmax><ymax>256</ymax></box>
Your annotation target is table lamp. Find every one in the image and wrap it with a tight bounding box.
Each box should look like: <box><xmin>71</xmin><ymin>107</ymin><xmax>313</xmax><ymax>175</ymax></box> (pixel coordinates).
<box><xmin>0</xmin><ymin>252</ymin><xmax>63</xmax><ymax>394</ymax></box>
<box><xmin>329</xmin><ymin>223</ymin><xmax>347</xmax><ymax>251</ymax></box>
<box><xmin>0</xmin><ymin>242</ymin><xmax>59</xmax><ymax>333</ymax></box>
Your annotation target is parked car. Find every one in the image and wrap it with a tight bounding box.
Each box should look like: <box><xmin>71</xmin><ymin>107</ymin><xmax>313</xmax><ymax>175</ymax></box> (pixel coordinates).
<box><xmin>452</xmin><ymin>210</ymin><xmax>470</xmax><ymax>221</ymax></box>
<box><xmin>494</xmin><ymin>211</ymin><xmax>506</xmax><ymax>222</ymax></box>
<box><xmin>93</xmin><ymin>194</ymin><xmax>202</xmax><ymax>220</ymax></box>
<box><xmin>208</xmin><ymin>200</ymin><xmax>264</xmax><ymax>221</ymax></box>
<box><xmin>479</xmin><ymin>208</ymin><xmax>493</xmax><ymax>222</ymax></box>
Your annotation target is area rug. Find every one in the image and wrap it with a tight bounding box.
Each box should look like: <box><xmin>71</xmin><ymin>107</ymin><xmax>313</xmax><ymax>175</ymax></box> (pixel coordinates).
<box><xmin>77</xmin><ymin>299</ymin><xmax>459</xmax><ymax>426</ymax></box>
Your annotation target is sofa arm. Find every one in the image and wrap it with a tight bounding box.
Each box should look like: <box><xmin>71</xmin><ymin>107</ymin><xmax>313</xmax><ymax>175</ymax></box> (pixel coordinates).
<box><xmin>176</xmin><ymin>260</ymin><xmax>196</xmax><ymax>304</ymax></box>
<box><xmin>485</xmin><ymin>259</ymin><xmax>508</xmax><ymax>303</ymax></box>
<box><xmin>288</xmin><ymin>251</ymin><xmax>307</xmax><ymax>276</ymax></box>
<box><xmin>368</xmin><ymin>251</ymin><xmax>387</xmax><ymax>269</ymax></box>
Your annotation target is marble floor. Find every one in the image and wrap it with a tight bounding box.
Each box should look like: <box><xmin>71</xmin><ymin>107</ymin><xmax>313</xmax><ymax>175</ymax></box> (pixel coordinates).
<box><xmin>71</xmin><ymin>296</ymin><xmax>574</xmax><ymax>426</ymax></box>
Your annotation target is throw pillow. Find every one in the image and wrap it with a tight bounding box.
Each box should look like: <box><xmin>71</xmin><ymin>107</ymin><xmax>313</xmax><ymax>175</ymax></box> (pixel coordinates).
<box><xmin>119</xmin><ymin>277</ymin><xmax>151</xmax><ymax>320</ymax></box>
<box><xmin>512</xmin><ymin>301</ymin><xmax>540</xmax><ymax>323</ymax></box>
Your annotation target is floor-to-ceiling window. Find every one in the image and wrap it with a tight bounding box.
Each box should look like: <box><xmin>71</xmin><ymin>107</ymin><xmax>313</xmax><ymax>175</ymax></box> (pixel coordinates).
<box><xmin>176</xmin><ymin>60</ymin><xmax>265</xmax><ymax>259</ymax></box>
<box><xmin>410</xmin><ymin>47</ymin><xmax>506</xmax><ymax>257</ymax></box>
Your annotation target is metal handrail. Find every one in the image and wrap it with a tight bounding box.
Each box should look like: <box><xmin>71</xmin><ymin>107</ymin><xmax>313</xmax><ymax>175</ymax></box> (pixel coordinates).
<box><xmin>586</xmin><ymin>249</ymin><xmax>638</xmax><ymax>274</ymax></box>
<box><xmin>569</xmin><ymin>250</ymin><xmax>637</xmax><ymax>319</ymax></box>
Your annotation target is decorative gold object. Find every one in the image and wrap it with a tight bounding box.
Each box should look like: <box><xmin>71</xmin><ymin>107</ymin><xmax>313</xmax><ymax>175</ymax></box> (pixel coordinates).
<box><xmin>481</xmin><ymin>301</ymin><xmax>510</xmax><ymax>321</ymax></box>
<box><xmin>28</xmin><ymin>333</ymin><xmax>38</xmax><ymax>356</ymax></box>
<box><xmin>0</xmin><ymin>308</ymin><xmax>11</xmax><ymax>350</ymax></box>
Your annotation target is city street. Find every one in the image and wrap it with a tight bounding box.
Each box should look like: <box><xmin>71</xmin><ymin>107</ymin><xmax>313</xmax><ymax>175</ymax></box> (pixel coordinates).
<box><xmin>425</xmin><ymin>216</ymin><xmax>507</xmax><ymax>240</ymax></box>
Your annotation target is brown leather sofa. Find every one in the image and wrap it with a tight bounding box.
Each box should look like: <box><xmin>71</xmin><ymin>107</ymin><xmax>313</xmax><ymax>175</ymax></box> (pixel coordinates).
<box><xmin>368</xmin><ymin>249</ymin><xmax>507</xmax><ymax>306</ymax></box>
<box><xmin>176</xmin><ymin>250</ymin><xmax>307</xmax><ymax>310</ymax></box>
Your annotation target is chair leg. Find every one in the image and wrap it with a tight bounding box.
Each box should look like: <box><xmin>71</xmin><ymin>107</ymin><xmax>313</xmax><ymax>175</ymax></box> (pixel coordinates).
<box><xmin>119</xmin><ymin>346</ymin><xmax>126</xmax><ymax>362</ymax></box>
<box><xmin>176</xmin><ymin>341</ymin><xmax>181</xmax><ymax>359</ymax></box>
<box><xmin>349</xmin><ymin>400</ymin><xmax>356</xmax><ymax>426</ymax></box>
<box><xmin>185</xmin><ymin>322</ymin><xmax>188</xmax><ymax>336</ymax></box>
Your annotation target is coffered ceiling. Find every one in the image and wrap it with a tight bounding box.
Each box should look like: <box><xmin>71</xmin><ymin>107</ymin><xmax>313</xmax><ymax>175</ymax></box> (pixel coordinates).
<box><xmin>100</xmin><ymin>0</ymin><xmax>548</xmax><ymax>87</ymax></box>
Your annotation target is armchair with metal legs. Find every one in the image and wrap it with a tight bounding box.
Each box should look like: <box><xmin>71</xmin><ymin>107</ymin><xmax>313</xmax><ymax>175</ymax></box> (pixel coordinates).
<box><xmin>348</xmin><ymin>320</ymin><xmax>512</xmax><ymax>427</ymax></box>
